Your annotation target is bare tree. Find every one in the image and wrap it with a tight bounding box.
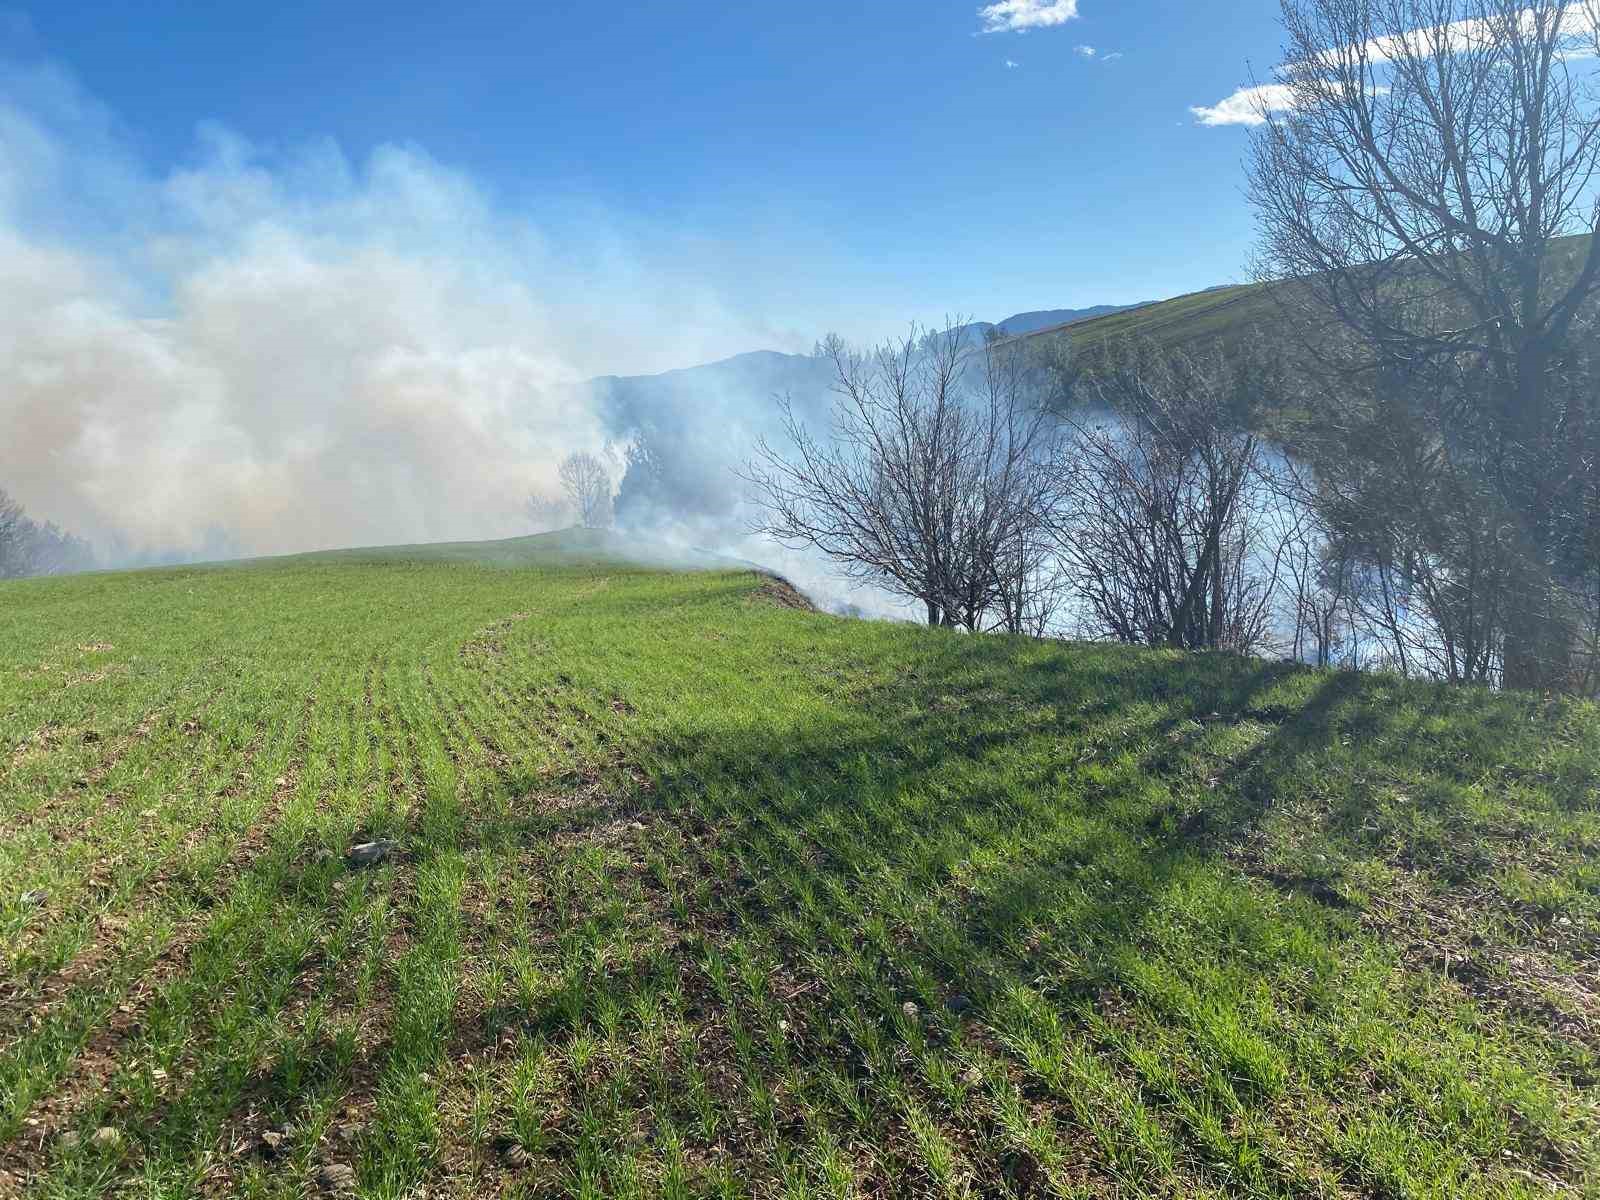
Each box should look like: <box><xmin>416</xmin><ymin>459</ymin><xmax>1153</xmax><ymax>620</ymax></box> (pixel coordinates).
<box><xmin>0</xmin><ymin>487</ymin><xmax>31</xmax><ymax>579</ymax></box>
<box><xmin>525</xmin><ymin>491</ymin><xmax>571</xmax><ymax>533</ymax></box>
<box><xmin>746</xmin><ymin>321</ymin><xmax>1063</xmax><ymax>630</ymax></box>
<box><xmin>23</xmin><ymin>522</ymin><xmax>92</xmax><ymax>577</ymax></box>
<box><xmin>1277</xmin><ymin>480</ymin><xmax>1361</xmax><ymax>669</ymax></box>
<box><xmin>558</xmin><ymin>451</ymin><xmax>614</xmax><ymax>530</ymax></box>
<box><xmin>1249</xmin><ymin>0</ymin><xmax>1600</xmax><ymax>689</ymax></box>
<box><xmin>1055</xmin><ymin>340</ymin><xmax>1287</xmax><ymax>654</ymax></box>
<box><xmin>0</xmin><ymin>488</ymin><xmax>93</xmax><ymax>579</ymax></box>
<box><xmin>1273</xmin><ymin>406</ymin><xmax>1516</xmax><ymax>683</ymax></box>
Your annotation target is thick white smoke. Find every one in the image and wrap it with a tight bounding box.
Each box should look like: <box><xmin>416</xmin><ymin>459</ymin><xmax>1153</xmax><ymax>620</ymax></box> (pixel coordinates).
<box><xmin>0</xmin><ymin>57</ymin><xmax>813</xmax><ymax>563</ymax></box>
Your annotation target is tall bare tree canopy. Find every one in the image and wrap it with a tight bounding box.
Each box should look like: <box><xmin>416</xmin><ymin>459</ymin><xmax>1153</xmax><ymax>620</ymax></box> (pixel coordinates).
<box><xmin>1249</xmin><ymin>0</ymin><xmax>1600</xmax><ymax>690</ymax></box>
<box><xmin>0</xmin><ymin>486</ymin><xmax>94</xmax><ymax>579</ymax></box>
<box><xmin>558</xmin><ymin>451</ymin><xmax>614</xmax><ymax>530</ymax></box>
<box><xmin>746</xmin><ymin>324</ymin><xmax>1061</xmax><ymax>629</ymax></box>
<box><xmin>1057</xmin><ymin>341</ymin><xmax>1285</xmax><ymax>654</ymax></box>
<box><xmin>0</xmin><ymin>488</ymin><xmax>28</xmax><ymax>579</ymax></box>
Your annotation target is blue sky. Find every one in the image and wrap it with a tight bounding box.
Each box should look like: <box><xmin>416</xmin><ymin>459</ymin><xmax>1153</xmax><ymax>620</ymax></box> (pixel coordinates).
<box><xmin>4</xmin><ymin>1</ymin><xmax>1285</xmax><ymax>333</ymax></box>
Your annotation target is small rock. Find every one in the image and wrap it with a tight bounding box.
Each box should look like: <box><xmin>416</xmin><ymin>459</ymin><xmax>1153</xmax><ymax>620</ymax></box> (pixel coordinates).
<box><xmin>19</xmin><ymin>889</ymin><xmax>47</xmax><ymax>907</ymax></box>
<box><xmin>1556</xmin><ymin>916</ymin><xmax>1573</xmax><ymax>928</ymax></box>
<box><xmin>317</xmin><ymin>1162</ymin><xmax>357</xmax><ymax>1191</ymax></box>
<box><xmin>500</xmin><ymin>1142</ymin><xmax>533</xmax><ymax>1168</ymax></box>
<box><xmin>90</xmin><ymin>1126</ymin><xmax>121</xmax><ymax>1151</ymax></box>
<box><xmin>58</xmin><ymin>1130</ymin><xmax>82</xmax><ymax>1151</ymax></box>
<box><xmin>259</xmin><ymin>1129</ymin><xmax>285</xmax><ymax>1157</ymax></box>
<box><xmin>961</xmin><ymin>1064</ymin><xmax>985</xmax><ymax>1088</ymax></box>
<box><xmin>901</xmin><ymin>1000</ymin><xmax>920</xmax><ymax>1021</ymax></box>
<box><xmin>628</xmin><ymin>821</ymin><xmax>645</xmax><ymax>832</ymax></box>
<box><xmin>345</xmin><ymin>839</ymin><xmax>397</xmax><ymax>869</ymax></box>
<box><xmin>945</xmin><ymin>993</ymin><xmax>974</xmax><ymax>1016</ymax></box>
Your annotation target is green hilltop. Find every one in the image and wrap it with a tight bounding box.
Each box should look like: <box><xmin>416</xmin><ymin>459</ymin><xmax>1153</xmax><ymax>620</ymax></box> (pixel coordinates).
<box><xmin>266</xmin><ymin>527</ymin><xmax>764</xmax><ymax>574</ymax></box>
<box><xmin>1019</xmin><ymin>283</ymin><xmax>1275</xmax><ymax>352</ymax></box>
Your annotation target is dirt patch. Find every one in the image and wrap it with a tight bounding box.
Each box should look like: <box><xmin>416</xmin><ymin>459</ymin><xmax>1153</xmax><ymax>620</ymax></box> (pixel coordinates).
<box><xmin>1361</xmin><ymin>870</ymin><xmax>1600</xmax><ymax>1051</ymax></box>
<box><xmin>6</xmin><ymin>723</ymin><xmax>77</xmax><ymax>770</ymax></box>
<box><xmin>748</xmin><ymin>575</ymin><xmax>816</xmax><ymax>612</ymax></box>
<box><xmin>460</xmin><ymin>613</ymin><xmax>531</xmax><ymax>662</ymax></box>
<box><xmin>1</xmin><ymin>711</ymin><xmax>162</xmax><ymax>834</ymax></box>
<box><xmin>64</xmin><ymin>666</ymin><xmax>126</xmax><ymax>688</ymax></box>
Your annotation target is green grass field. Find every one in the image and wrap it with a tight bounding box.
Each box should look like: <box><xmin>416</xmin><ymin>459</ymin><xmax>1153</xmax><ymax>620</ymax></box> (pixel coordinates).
<box><xmin>2</xmin><ymin>533</ymin><xmax>1598</xmax><ymax>1198</ymax></box>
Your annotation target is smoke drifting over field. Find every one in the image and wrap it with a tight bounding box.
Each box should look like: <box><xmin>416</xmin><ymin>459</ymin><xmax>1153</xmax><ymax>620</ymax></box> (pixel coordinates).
<box><xmin>0</xmin><ymin>54</ymin><xmax>883</xmax><ymax>599</ymax></box>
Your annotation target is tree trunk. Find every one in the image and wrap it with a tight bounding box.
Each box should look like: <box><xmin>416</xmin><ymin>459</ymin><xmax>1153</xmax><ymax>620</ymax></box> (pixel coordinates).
<box><xmin>1502</xmin><ymin>345</ymin><xmax>1556</xmax><ymax>692</ymax></box>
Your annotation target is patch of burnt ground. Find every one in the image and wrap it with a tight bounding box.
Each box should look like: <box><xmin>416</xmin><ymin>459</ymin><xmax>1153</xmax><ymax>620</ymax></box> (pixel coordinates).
<box><xmin>749</xmin><ymin>574</ymin><xmax>816</xmax><ymax>612</ymax></box>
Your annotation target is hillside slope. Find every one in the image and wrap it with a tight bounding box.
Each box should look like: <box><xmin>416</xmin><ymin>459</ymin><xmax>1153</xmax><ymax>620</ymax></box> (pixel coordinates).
<box><xmin>994</xmin><ymin>305</ymin><xmax>1137</xmax><ymax>336</ymax></box>
<box><xmin>1026</xmin><ymin>282</ymin><xmax>1275</xmax><ymax>350</ymax></box>
<box><xmin>1</xmin><ymin>547</ymin><xmax>1597</xmax><ymax>1197</ymax></box>
<box><xmin>1014</xmin><ymin>232</ymin><xmax>1596</xmax><ymax>357</ymax></box>
<box><xmin>280</xmin><ymin>527</ymin><xmax>769</xmax><ymax>574</ymax></box>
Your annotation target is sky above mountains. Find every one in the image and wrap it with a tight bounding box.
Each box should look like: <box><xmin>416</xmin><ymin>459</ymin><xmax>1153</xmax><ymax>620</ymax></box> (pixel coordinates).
<box><xmin>5</xmin><ymin>1</ymin><xmax>1285</xmax><ymax>347</ymax></box>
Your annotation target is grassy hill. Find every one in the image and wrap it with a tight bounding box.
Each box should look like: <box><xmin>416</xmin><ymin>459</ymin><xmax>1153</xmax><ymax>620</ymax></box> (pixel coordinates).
<box><xmin>266</xmin><ymin>528</ymin><xmax>769</xmax><ymax>574</ymax></box>
<box><xmin>1</xmin><ymin>539</ymin><xmax>1598</xmax><ymax>1198</ymax></box>
<box><xmin>1014</xmin><ymin>284</ymin><xmax>1277</xmax><ymax>353</ymax></box>
<box><xmin>1016</xmin><ymin>232</ymin><xmax>1596</xmax><ymax>358</ymax></box>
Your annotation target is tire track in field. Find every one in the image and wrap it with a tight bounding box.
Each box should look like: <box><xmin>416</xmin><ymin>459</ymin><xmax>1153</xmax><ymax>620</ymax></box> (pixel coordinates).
<box><xmin>191</xmin><ymin>654</ymin><xmax>444</xmax><ymax>1194</ymax></box>
<box><xmin>409</xmin><ymin>646</ymin><xmax>620</xmax><ymax>1189</ymax></box>
<box><xmin>0</xmin><ymin>687</ymin><xmax>321</xmax><ymax>1181</ymax></box>
<box><xmin>283</xmin><ymin>645</ymin><xmax>554</xmax><ymax>1196</ymax></box>
<box><xmin>240</xmin><ymin>652</ymin><xmax>468</xmax><ymax>1196</ymax></box>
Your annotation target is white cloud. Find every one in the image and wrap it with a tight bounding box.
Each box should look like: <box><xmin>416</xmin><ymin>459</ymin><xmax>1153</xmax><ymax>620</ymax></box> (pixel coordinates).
<box><xmin>1073</xmin><ymin>43</ymin><xmax>1124</xmax><ymax>63</ymax></box>
<box><xmin>1194</xmin><ymin>6</ymin><xmax>1599</xmax><ymax>127</ymax></box>
<box><xmin>1004</xmin><ymin>58</ymin><xmax>1021</xmax><ymax>68</ymax></box>
<box><xmin>1361</xmin><ymin>5</ymin><xmax>1596</xmax><ymax>61</ymax></box>
<box><xmin>977</xmin><ymin>0</ymin><xmax>1079</xmax><ymax>34</ymax></box>
<box><xmin>1189</xmin><ymin>83</ymin><xmax>1298</xmax><ymax>127</ymax></box>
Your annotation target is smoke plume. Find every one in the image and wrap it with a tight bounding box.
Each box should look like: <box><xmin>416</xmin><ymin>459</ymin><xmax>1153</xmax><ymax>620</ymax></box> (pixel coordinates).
<box><xmin>0</xmin><ymin>54</ymin><xmax>834</xmax><ymax>571</ymax></box>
